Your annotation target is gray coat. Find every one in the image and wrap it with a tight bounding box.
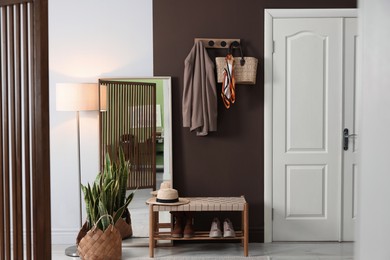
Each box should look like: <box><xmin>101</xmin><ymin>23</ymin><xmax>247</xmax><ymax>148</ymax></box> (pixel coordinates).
<box><xmin>182</xmin><ymin>41</ymin><xmax>217</xmax><ymax>136</ymax></box>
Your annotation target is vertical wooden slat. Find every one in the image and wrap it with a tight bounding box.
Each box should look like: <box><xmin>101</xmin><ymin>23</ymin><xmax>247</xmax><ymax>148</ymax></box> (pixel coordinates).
<box><xmin>3</xmin><ymin>7</ymin><xmax>11</xmax><ymax>260</ymax></box>
<box><xmin>113</xmin><ymin>83</ymin><xmax>115</xmax><ymax>157</ymax></box>
<box><xmin>9</xmin><ymin>5</ymin><xmax>22</xmax><ymax>255</ymax></box>
<box><xmin>112</xmin><ymin>82</ymin><xmax>115</xmax><ymax>158</ymax></box>
<box><xmin>9</xmin><ymin>8</ymin><xmax>17</xmax><ymax>257</ymax></box>
<box><xmin>144</xmin><ymin>84</ymin><xmax>148</xmax><ymax>187</ymax></box>
<box><xmin>124</xmin><ymin>84</ymin><xmax>128</xmax><ymax>143</ymax></box>
<box><xmin>98</xmin><ymin>79</ymin><xmax>101</xmax><ymax>165</ymax></box>
<box><xmin>121</xmin><ymin>84</ymin><xmax>124</xmax><ymax>156</ymax></box>
<box><xmin>100</xmin><ymin>89</ymin><xmax>103</xmax><ymax>166</ymax></box>
<box><xmin>152</xmin><ymin>84</ymin><xmax>155</xmax><ymax>188</ymax></box>
<box><xmin>14</xmin><ymin>4</ymin><xmax>24</xmax><ymax>259</ymax></box>
<box><xmin>112</xmin><ymin>83</ymin><xmax>116</xmax><ymax>158</ymax></box>
<box><xmin>114</xmin><ymin>84</ymin><xmax>118</xmax><ymax>159</ymax></box>
<box><xmin>22</xmin><ymin>2</ymin><xmax>31</xmax><ymax>258</ymax></box>
<box><xmin>102</xmin><ymin>82</ymin><xmax>104</xmax><ymax>165</ymax></box>
<box><xmin>111</xmin><ymin>83</ymin><xmax>114</xmax><ymax>158</ymax></box>
<box><xmin>145</xmin><ymin>83</ymin><xmax>149</xmax><ymax>188</ymax></box>
<box><xmin>32</xmin><ymin>0</ymin><xmax>51</xmax><ymax>258</ymax></box>
<box><xmin>105</xmin><ymin>84</ymin><xmax>110</xmax><ymax>163</ymax></box>
<box><xmin>135</xmin><ymin>83</ymin><xmax>139</xmax><ymax>187</ymax></box>
<box><xmin>107</xmin><ymin>83</ymin><xmax>111</xmax><ymax>159</ymax></box>
<box><xmin>151</xmin><ymin>84</ymin><xmax>154</xmax><ymax>188</ymax></box>
<box><xmin>0</xmin><ymin>6</ymin><xmax>4</xmax><ymax>260</ymax></box>
<box><xmin>142</xmin><ymin>83</ymin><xmax>145</xmax><ymax>183</ymax></box>
<box><xmin>28</xmin><ymin>5</ymin><xmax>35</xmax><ymax>256</ymax></box>
<box><xmin>111</xmin><ymin>85</ymin><xmax>113</xmax><ymax>154</ymax></box>
<box><xmin>108</xmin><ymin>83</ymin><xmax>111</xmax><ymax>158</ymax></box>
<box><xmin>114</xmin><ymin>83</ymin><xmax>116</xmax><ymax>157</ymax></box>
<box><xmin>152</xmin><ymin>84</ymin><xmax>156</xmax><ymax>190</ymax></box>
<box><xmin>141</xmin><ymin>84</ymin><xmax>145</xmax><ymax>187</ymax></box>
<box><xmin>130</xmin><ymin>83</ymin><xmax>135</xmax><ymax>187</ymax></box>
<box><xmin>136</xmin><ymin>84</ymin><xmax>140</xmax><ymax>186</ymax></box>
<box><xmin>140</xmin><ymin>84</ymin><xmax>144</xmax><ymax>187</ymax></box>
<box><xmin>107</xmin><ymin>83</ymin><xmax>109</xmax><ymax>160</ymax></box>
<box><xmin>146</xmin><ymin>84</ymin><xmax>149</xmax><ymax>187</ymax></box>
<box><xmin>119</xmin><ymin>84</ymin><xmax>123</xmax><ymax>156</ymax></box>
<box><xmin>28</xmin><ymin>4</ymin><xmax>35</xmax><ymax>258</ymax></box>
<box><xmin>123</xmin><ymin>84</ymin><xmax>127</xmax><ymax>158</ymax></box>
<box><xmin>9</xmin><ymin>9</ymin><xmax>18</xmax><ymax>255</ymax></box>
<box><xmin>145</xmin><ymin>84</ymin><xmax>149</xmax><ymax>187</ymax></box>
<box><xmin>149</xmin><ymin>84</ymin><xmax>152</xmax><ymax>187</ymax></box>
<box><xmin>128</xmin><ymin>83</ymin><xmax>132</xmax><ymax>184</ymax></box>
<box><xmin>122</xmin><ymin>83</ymin><xmax>126</xmax><ymax>160</ymax></box>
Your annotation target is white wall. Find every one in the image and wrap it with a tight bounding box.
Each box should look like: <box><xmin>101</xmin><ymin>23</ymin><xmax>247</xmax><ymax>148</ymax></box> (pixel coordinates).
<box><xmin>356</xmin><ymin>0</ymin><xmax>390</xmax><ymax>259</ymax></box>
<box><xmin>49</xmin><ymin>0</ymin><xmax>153</xmax><ymax>244</ymax></box>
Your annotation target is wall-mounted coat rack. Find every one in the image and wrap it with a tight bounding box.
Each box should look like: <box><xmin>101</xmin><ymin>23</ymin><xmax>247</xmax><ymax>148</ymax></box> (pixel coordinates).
<box><xmin>194</xmin><ymin>38</ymin><xmax>241</xmax><ymax>49</ymax></box>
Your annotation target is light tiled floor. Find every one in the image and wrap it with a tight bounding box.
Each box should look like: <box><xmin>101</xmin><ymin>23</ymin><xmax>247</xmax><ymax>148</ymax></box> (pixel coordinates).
<box><xmin>129</xmin><ymin>172</ymin><xmax>169</xmax><ymax>237</ymax></box>
<box><xmin>128</xmin><ymin>187</ymin><xmax>153</xmax><ymax>237</ymax></box>
<box><xmin>53</xmin><ymin>241</ymin><xmax>354</xmax><ymax>259</ymax></box>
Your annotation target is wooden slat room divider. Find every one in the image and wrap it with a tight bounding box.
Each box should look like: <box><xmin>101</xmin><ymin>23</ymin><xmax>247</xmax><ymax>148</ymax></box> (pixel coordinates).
<box><xmin>99</xmin><ymin>79</ymin><xmax>156</xmax><ymax>190</ymax></box>
<box><xmin>0</xmin><ymin>0</ymin><xmax>51</xmax><ymax>259</ymax></box>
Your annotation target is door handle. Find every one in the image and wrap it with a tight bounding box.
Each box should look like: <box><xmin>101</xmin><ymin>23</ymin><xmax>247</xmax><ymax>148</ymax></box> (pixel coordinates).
<box><xmin>343</xmin><ymin>128</ymin><xmax>358</xmax><ymax>151</ymax></box>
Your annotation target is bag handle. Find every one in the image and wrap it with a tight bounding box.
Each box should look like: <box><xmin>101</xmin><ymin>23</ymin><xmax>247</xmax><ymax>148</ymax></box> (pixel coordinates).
<box><xmin>228</xmin><ymin>41</ymin><xmax>246</xmax><ymax>66</ymax></box>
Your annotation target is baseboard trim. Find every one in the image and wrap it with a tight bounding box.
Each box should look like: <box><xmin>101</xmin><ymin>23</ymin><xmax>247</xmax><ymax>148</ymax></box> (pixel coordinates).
<box><xmin>52</xmin><ymin>229</ymin><xmax>79</xmax><ymax>245</ymax></box>
<box><xmin>249</xmin><ymin>227</ymin><xmax>264</xmax><ymax>243</ymax></box>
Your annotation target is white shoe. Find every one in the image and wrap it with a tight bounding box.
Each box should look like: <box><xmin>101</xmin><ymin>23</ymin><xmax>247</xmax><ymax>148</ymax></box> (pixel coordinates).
<box><xmin>223</xmin><ymin>218</ymin><xmax>236</xmax><ymax>238</ymax></box>
<box><xmin>209</xmin><ymin>217</ymin><xmax>222</xmax><ymax>238</ymax></box>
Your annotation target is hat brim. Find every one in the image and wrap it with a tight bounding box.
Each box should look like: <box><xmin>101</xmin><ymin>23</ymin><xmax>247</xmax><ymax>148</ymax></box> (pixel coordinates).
<box><xmin>146</xmin><ymin>197</ymin><xmax>190</xmax><ymax>206</ymax></box>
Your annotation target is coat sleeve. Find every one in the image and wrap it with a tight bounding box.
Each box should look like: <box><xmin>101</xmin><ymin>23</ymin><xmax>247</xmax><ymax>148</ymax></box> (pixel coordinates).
<box><xmin>182</xmin><ymin>54</ymin><xmax>193</xmax><ymax>128</ymax></box>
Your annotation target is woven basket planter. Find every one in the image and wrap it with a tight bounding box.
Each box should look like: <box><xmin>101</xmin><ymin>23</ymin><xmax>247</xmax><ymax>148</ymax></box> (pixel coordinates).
<box><xmin>115</xmin><ymin>208</ymin><xmax>133</xmax><ymax>239</ymax></box>
<box><xmin>78</xmin><ymin>223</ymin><xmax>122</xmax><ymax>260</ymax></box>
<box><xmin>77</xmin><ymin>209</ymin><xmax>133</xmax><ymax>243</ymax></box>
<box><xmin>76</xmin><ymin>222</ymin><xmax>89</xmax><ymax>245</ymax></box>
<box><xmin>216</xmin><ymin>56</ymin><xmax>258</xmax><ymax>85</ymax></box>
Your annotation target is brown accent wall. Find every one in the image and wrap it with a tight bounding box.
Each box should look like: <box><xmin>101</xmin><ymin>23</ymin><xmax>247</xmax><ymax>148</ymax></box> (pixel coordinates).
<box><xmin>153</xmin><ymin>0</ymin><xmax>356</xmax><ymax>242</ymax></box>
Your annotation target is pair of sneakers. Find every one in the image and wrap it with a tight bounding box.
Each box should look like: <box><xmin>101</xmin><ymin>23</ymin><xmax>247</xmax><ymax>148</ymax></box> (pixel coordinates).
<box><xmin>209</xmin><ymin>217</ymin><xmax>235</xmax><ymax>238</ymax></box>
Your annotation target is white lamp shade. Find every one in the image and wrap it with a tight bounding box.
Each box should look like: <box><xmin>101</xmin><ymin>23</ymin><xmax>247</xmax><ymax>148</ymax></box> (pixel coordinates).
<box><xmin>56</xmin><ymin>83</ymin><xmax>99</xmax><ymax>111</ymax></box>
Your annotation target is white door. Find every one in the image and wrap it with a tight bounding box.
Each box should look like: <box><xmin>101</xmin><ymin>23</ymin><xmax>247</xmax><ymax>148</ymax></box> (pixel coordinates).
<box><xmin>342</xmin><ymin>18</ymin><xmax>358</xmax><ymax>241</ymax></box>
<box><xmin>272</xmin><ymin>17</ymin><xmax>357</xmax><ymax>241</ymax></box>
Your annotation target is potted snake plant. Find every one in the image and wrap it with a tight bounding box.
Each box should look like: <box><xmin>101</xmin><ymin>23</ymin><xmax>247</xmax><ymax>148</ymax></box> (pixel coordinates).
<box><xmin>78</xmin><ymin>147</ymin><xmax>135</xmax><ymax>243</ymax></box>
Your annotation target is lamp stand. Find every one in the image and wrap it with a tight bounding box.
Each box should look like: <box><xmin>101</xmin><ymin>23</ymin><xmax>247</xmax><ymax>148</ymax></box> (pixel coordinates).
<box><xmin>65</xmin><ymin>111</ymin><xmax>82</xmax><ymax>257</ymax></box>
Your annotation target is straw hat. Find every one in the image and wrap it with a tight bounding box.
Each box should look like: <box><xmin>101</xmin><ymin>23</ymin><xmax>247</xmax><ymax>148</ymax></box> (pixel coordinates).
<box><xmin>146</xmin><ymin>188</ymin><xmax>189</xmax><ymax>206</ymax></box>
<box><xmin>150</xmin><ymin>181</ymin><xmax>171</xmax><ymax>196</ymax></box>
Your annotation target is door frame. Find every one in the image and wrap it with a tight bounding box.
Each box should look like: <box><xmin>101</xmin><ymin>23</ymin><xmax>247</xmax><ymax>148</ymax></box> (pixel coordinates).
<box><xmin>264</xmin><ymin>8</ymin><xmax>358</xmax><ymax>243</ymax></box>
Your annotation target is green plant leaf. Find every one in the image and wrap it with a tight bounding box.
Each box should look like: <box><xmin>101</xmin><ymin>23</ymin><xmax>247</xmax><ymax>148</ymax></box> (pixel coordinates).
<box><xmin>81</xmin><ymin>149</ymin><xmax>136</xmax><ymax>232</ymax></box>
<box><xmin>97</xmin><ymin>201</ymin><xmax>109</xmax><ymax>231</ymax></box>
<box><xmin>113</xmin><ymin>189</ymin><xmax>136</xmax><ymax>224</ymax></box>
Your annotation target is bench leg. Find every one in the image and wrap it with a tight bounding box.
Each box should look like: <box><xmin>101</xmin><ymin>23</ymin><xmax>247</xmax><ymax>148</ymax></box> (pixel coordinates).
<box><xmin>149</xmin><ymin>205</ymin><xmax>155</xmax><ymax>258</ymax></box>
<box><xmin>243</xmin><ymin>203</ymin><xmax>249</xmax><ymax>257</ymax></box>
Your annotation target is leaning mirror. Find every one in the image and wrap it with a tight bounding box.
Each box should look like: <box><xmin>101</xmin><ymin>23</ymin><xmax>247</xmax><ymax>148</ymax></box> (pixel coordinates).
<box><xmin>98</xmin><ymin>77</ymin><xmax>172</xmax><ymax>238</ymax></box>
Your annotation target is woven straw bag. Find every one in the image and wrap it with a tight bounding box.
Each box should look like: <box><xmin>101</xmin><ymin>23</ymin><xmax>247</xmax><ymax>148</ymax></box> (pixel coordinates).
<box><xmin>216</xmin><ymin>43</ymin><xmax>258</xmax><ymax>85</ymax></box>
<box><xmin>78</xmin><ymin>215</ymin><xmax>122</xmax><ymax>260</ymax></box>
<box><xmin>216</xmin><ymin>56</ymin><xmax>258</xmax><ymax>85</ymax></box>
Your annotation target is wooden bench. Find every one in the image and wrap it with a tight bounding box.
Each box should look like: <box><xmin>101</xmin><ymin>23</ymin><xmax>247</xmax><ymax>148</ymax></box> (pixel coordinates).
<box><xmin>148</xmin><ymin>196</ymin><xmax>249</xmax><ymax>258</ymax></box>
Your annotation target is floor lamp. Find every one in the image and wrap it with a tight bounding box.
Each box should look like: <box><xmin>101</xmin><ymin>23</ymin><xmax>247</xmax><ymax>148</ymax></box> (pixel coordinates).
<box><xmin>56</xmin><ymin>83</ymin><xmax>99</xmax><ymax>257</ymax></box>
